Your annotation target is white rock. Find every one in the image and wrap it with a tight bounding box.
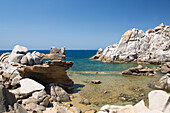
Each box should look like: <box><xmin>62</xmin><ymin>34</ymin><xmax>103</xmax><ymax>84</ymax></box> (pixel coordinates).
<box><xmin>32</xmin><ymin>51</ymin><xmax>41</xmax><ymax>64</ymax></box>
<box><xmin>8</xmin><ymin>53</ymin><xmax>24</xmax><ymax>63</ymax></box>
<box><xmin>164</xmin><ymin>103</ymin><xmax>170</xmax><ymax>113</ymax></box>
<box><xmin>26</xmin><ymin>52</ymin><xmax>34</xmax><ymax>65</ymax></box>
<box><xmin>11</xmin><ymin>75</ymin><xmax>22</xmax><ymax>86</ymax></box>
<box><xmin>148</xmin><ymin>90</ymin><xmax>170</xmax><ymax>111</ymax></box>
<box><xmin>134</xmin><ymin>100</ymin><xmax>150</xmax><ymax>113</ymax></box>
<box><xmin>100</xmin><ymin>105</ymin><xmax>110</xmax><ymax>111</ymax></box>
<box><xmin>11</xmin><ymin>45</ymin><xmax>28</xmax><ymax>54</ymax></box>
<box><xmin>19</xmin><ymin>78</ymin><xmax>45</xmax><ymax>94</ymax></box>
<box><xmin>20</xmin><ymin>55</ymin><xmax>28</xmax><ymax>65</ymax></box>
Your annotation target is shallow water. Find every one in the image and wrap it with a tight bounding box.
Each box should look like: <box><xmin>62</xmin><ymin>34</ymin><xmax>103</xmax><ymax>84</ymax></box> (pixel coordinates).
<box><xmin>68</xmin><ymin>71</ymin><xmax>162</xmax><ymax>108</ymax></box>
<box><xmin>0</xmin><ymin>50</ymin><xmax>162</xmax><ymax>109</ymax></box>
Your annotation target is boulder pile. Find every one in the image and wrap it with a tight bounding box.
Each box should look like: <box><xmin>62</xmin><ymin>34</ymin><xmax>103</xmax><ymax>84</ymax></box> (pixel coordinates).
<box><xmin>0</xmin><ymin>45</ymin><xmax>42</xmax><ymax>66</ymax></box>
<box><xmin>0</xmin><ymin>45</ymin><xmax>76</xmax><ymax>113</ymax></box>
<box><xmin>91</xmin><ymin>23</ymin><xmax>170</xmax><ymax>64</ymax></box>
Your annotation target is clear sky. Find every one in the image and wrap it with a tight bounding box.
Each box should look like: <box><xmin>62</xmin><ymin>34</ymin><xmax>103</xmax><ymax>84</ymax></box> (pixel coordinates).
<box><xmin>0</xmin><ymin>0</ymin><xmax>170</xmax><ymax>50</ymax></box>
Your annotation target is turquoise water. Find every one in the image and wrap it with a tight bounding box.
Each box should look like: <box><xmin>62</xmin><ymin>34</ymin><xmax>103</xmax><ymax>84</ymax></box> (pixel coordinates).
<box><xmin>0</xmin><ymin>50</ymin><xmax>157</xmax><ymax>72</ymax></box>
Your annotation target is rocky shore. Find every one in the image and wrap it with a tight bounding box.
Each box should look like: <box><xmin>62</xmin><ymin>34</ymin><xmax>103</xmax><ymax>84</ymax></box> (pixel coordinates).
<box><xmin>0</xmin><ymin>45</ymin><xmax>79</xmax><ymax>113</ymax></box>
<box><xmin>91</xmin><ymin>23</ymin><xmax>170</xmax><ymax>64</ymax></box>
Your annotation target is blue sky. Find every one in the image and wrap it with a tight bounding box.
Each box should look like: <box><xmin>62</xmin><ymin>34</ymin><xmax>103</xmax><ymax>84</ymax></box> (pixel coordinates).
<box><xmin>0</xmin><ymin>0</ymin><xmax>170</xmax><ymax>50</ymax></box>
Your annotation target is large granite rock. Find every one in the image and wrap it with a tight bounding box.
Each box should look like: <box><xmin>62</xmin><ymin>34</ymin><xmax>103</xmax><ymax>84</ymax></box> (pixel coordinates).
<box><xmin>0</xmin><ymin>45</ymin><xmax>42</xmax><ymax>65</ymax></box>
<box><xmin>91</xmin><ymin>23</ymin><xmax>170</xmax><ymax>64</ymax></box>
<box><xmin>0</xmin><ymin>85</ymin><xmax>17</xmax><ymax>112</ymax></box>
<box><xmin>19</xmin><ymin>78</ymin><xmax>45</xmax><ymax>94</ymax></box>
<box><xmin>42</xmin><ymin>46</ymin><xmax>66</xmax><ymax>59</ymax></box>
<box><xmin>17</xmin><ymin>60</ymin><xmax>74</xmax><ymax>88</ymax></box>
<box><xmin>50</xmin><ymin>83</ymin><xmax>70</xmax><ymax>102</ymax></box>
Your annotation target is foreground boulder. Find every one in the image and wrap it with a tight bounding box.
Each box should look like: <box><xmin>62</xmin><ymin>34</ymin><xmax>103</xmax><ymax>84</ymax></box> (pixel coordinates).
<box><xmin>98</xmin><ymin>90</ymin><xmax>170</xmax><ymax>113</ymax></box>
<box><xmin>18</xmin><ymin>60</ymin><xmax>74</xmax><ymax>88</ymax></box>
<box><xmin>0</xmin><ymin>85</ymin><xmax>17</xmax><ymax>112</ymax></box>
<box><xmin>122</xmin><ymin>65</ymin><xmax>156</xmax><ymax>76</ymax></box>
<box><xmin>50</xmin><ymin>83</ymin><xmax>70</xmax><ymax>102</ymax></box>
<box><xmin>155</xmin><ymin>74</ymin><xmax>170</xmax><ymax>91</ymax></box>
<box><xmin>41</xmin><ymin>46</ymin><xmax>66</xmax><ymax>59</ymax></box>
<box><xmin>19</xmin><ymin>78</ymin><xmax>45</xmax><ymax>94</ymax></box>
<box><xmin>91</xmin><ymin>23</ymin><xmax>170</xmax><ymax>64</ymax></box>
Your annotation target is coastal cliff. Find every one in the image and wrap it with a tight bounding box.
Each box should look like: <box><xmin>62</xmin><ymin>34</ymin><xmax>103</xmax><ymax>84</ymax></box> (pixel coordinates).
<box><xmin>91</xmin><ymin>23</ymin><xmax>170</xmax><ymax>64</ymax></box>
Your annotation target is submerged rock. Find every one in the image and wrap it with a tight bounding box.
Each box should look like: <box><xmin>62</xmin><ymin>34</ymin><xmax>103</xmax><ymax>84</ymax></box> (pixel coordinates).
<box><xmin>91</xmin><ymin>24</ymin><xmax>170</xmax><ymax>64</ymax></box>
<box><xmin>91</xmin><ymin>80</ymin><xmax>101</xmax><ymax>84</ymax></box>
<box><xmin>122</xmin><ymin>65</ymin><xmax>156</xmax><ymax>76</ymax></box>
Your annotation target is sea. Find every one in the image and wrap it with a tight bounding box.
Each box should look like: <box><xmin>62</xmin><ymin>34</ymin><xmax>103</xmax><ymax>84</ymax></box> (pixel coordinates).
<box><xmin>0</xmin><ymin>50</ymin><xmax>162</xmax><ymax>108</ymax></box>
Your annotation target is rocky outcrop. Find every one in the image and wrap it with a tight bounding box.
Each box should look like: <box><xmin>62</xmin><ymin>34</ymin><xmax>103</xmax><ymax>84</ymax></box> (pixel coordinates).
<box><xmin>42</xmin><ymin>46</ymin><xmax>66</xmax><ymax>59</ymax></box>
<box><xmin>0</xmin><ymin>45</ymin><xmax>76</xmax><ymax>113</ymax></box>
<box><xmin>0</xmin><ymin>45</ymin><xmax>42</xmax><ymax>66</ymax></box>
<box><xmin>98</xmin><ymin>90</ymin><xmax>170</xmax><ymax>113</ymax></box>
<box><xmin>17</xmin><ymin>60</ymin><xmax>74</xmax><ymax>88</ymax></box>
<box><xmin>155</xmin><ymin>74</ymin><xmax>170</xmax><ymax>91</ymax></box>
<box><xmin>90</xmin><ymin>48</ymin><xmax>103</xmax><ymax>60</ymax></box>
<box><xmin>122</xmin><ymin>65</ymin><xmax>156</xmax><ymax>76</ymax></box>
<box><xmin>91</xmin><ymin>23</ymin><xmax>170</xmax><ymax>64</ymax></box>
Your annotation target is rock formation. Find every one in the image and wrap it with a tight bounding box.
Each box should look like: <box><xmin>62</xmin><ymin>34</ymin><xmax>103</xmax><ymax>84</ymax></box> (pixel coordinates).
<box><xmin>0</xmin><ymin>45</ymin><xmax>42</xmax><ymax>66</ymax></box>
<box><xmin>41</xmin><ymin>46</ymin><xmax>66</xmax><ymax>59</ymax></box>
<box><xmin>0</xmin><ymin>45</ymin><xmax>76</xmax><ymax>113</ymax></box>
<box><xmin>17</xmin><ymin>60</ymin><xmax>74</xmax><ymax>88</ymax></box>
<box><xmin>98</xmin><ymin>90</ymin><xmax>170</xmax><ymax>113</ymax></box>
<box><xmin>91</xmin><ymin>23</ymin><xmax>170</xmax><ymax>64</ymax></box>
<box><xmin>155</xmin><ymin>74</ymin><xmax>170</xmax><ymax>91</ymax></box>
<box><xmin>122</xmin><ymin>65</ymin><xmax>156</xmax><ymax>76</ymax></box>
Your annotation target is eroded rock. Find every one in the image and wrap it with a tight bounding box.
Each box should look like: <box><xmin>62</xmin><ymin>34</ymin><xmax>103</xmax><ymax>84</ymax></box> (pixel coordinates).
<box><xmin>18</xmin><ymin>60</ymin><xmax>74</xmax><ymax>88</ymax></box>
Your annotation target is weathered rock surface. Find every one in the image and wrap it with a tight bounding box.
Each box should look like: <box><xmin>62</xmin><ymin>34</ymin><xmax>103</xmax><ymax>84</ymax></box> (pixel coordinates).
<box><xmin>148</xmin><ymin>90</ymin><xmax>170</xmax><ymax>111</ymax></box>
<box><xmin>98</xmin><ymin>90</ymin><xmax>170</xmax><ymax>113</ymax></box>
<box><xmin>42</xmin><ymin>46</ymin><xmax>66</xmax><ymax>59</ymax></box>
<box><xmin>18</xmin><ymin>60</ymin><xmax>74</xmax><ymax>87</ymax></box>
<box><xmin>0</xmin><ymin>45</ymin><xmax>42</xmax><ymax>65</ymax></box>
<box><xmin>0</xmin><ymin>52</ymin><xmax>10</xmax><ymax>63</ymax></box>
<box><xmin>0</xmin><ymin>85</ymin><xmax>17</xmax><ymax>112</ymax></box>
<box><xmin>91</xmin><ymin>80</ymin><xmax>101</xmax><ymax>84</ymax></box>
<box><xmin>122</xmin><ymin>65</ymin><xmax>156</xmax><ymax>76</ymax></box>
<box><xmin>90</xmin><ymin>48</ymin><xmax>103</xmax><ymax>60</ymax></box>
<box><xmin>19</xmin><ymin>78</ymin><xmax>45</xmax><ymax>94</ymax></box>
<box><xmin>91</xmin><ymin>23</ymin><xmax>170</xmax><ymax>64</ymax></box>
<box><xmin>50</xmin><ymin>83</ymin><xmax>70</xmax><ymax>102</ymax></box>
<box><xmin>155</xmin><ymin>74</ymin><xmax>170</xmax><ymax>91</ymax></box>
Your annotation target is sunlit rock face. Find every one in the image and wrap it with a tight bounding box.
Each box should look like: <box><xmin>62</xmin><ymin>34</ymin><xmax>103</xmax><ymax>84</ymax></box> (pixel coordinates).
<box><xmin>41</xmin><ymin>46</ymin><xmax>66</xmax><ymax>59</ymax></box>
<box><xmin>17</xmin><ymin>60</ymin><xmax>74</xmax><ymax>88</ymax></box>
<box><xmin>91</xmin><ymin>23</ymin><xmax>170</xmax><ymax>64</ymax></box>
